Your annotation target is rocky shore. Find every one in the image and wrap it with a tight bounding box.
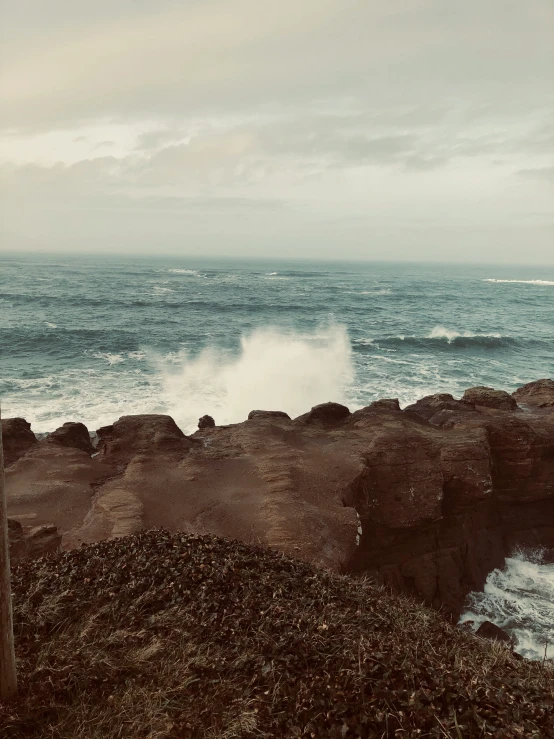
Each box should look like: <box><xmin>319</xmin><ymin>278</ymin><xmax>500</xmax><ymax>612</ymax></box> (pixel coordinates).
<box><xmin>4</xmin><ymin>379</ymin><xmax>554</xmax><ymax>621</ymax></box>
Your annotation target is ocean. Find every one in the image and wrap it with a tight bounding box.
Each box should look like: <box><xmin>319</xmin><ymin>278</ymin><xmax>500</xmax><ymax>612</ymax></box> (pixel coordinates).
<box><xmin>1</xmin><ymin>251</ymin><xmax>553</xmax><ymax>658</ymax></box>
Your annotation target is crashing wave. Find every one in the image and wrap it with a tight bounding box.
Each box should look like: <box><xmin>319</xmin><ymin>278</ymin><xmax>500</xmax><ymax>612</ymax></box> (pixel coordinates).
<box><xmin>460</xmin><ymin>549</ymin><xmax>554</xmax><ymax>661</ymax></box>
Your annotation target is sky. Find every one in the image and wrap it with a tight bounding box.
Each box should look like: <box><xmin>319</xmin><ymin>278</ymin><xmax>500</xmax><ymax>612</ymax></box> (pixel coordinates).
<box><xmin>0</xmin><ymin>0</ymin><xmax>553</xmax><ymax>263</ymax></box>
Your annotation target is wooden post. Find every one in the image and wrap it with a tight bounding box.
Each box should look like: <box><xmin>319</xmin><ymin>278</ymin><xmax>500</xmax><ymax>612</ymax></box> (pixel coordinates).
<box><xmin>0</xmin><ymin>406</ymin><xmax>18</xmax><ymax>700</ymax></box>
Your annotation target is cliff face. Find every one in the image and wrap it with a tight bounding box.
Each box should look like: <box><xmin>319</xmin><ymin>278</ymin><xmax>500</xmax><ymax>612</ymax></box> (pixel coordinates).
<box><xmin>3</xmin><ymin>379</ymin><xmax>554</xmax><ymax>618</ymax></box>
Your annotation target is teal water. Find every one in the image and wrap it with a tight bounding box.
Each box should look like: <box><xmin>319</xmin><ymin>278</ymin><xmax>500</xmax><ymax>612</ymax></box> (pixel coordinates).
<box><xmin>1</xmin><ymin>253</ymin><xmax>553</xmax><ymax>433</ymax></box>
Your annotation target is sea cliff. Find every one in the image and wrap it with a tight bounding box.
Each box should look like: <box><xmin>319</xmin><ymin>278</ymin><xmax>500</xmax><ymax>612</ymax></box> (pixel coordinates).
<box><xmin>5</xmin><ymin>379</ymin><xmax>554</xmax><ymax>621</ymax></box>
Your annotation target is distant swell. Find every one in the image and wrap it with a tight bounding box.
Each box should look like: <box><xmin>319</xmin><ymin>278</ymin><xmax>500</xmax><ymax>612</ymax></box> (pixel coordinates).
<box><xmin>484</xmin><ymin>279</ymin><xmax>554</xmax><ymax>286</ymax></box>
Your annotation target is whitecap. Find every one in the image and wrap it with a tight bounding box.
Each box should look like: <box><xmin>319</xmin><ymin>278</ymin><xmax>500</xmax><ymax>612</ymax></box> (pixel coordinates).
<box><xmin>45</xmin><ymin>322</ymin><xmax>57</xmax><ymax>329</ymax></box>
<box><xmin>427</xmin><ymin>326</ymin><xmax>502</xmax><ymax>343</ymax></box>
<box><xmin>168</xmin><ymin>269</ymin><xmax>204</xmax><ymax>277</ymax></box>
<box><xmin>153</xmin><ymin>285</ymin><xmax>175</xmax><ymax>294</ymax></box>
<box><xmin>91</xmin><ymin>352</ymin><xmax>126</xmax><ymax>365</ymax></box>
<box><xmin>483</xmin><ymin>279</ymin><xmax>554</xmax><ymax>286</ymax></box>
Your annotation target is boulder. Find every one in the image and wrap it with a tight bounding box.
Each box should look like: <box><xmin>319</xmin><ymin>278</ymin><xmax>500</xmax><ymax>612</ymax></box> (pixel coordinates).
<box><xmin>367</xmin><ymin>398</ymin><xmax>401</xmax><ymax>412</ymax></box>
<box><xmin>44</xmin><ymin>422</ymin><xmax>95</xmax><ymax>455</ymax></box>
<box><xmin>248</xmin><ymin>410</ymin><xmax>291</xmax><ymax>421</ymax></box>
<box><xmin>513</xmin><ymin>378</ymin><xmax>554</xmax><ymax>408</ymax></box>
<box><xmin>404</xmin><ymin>393</ymin><xmax>472</xmax><ymax>423</ymax></box>
<box><xmin>299</xmin><ymin>402</ymin><xmax>350</xmax><ymax>425</ymax></box>
<box><xmin>476</xmin><ymin>621</ymin><xmax>512</xmax><ymax>644</ymax></box>
<box><xmin>198</xmin><ymin>415</ymin><xmax>216</xmax><ymax>429</ymax></box>
<box><xmin>462</xmin><ymin>387</ymin><xmax>517</xmax><ymax>411</ymax></box>
<box><xmin>1</xmin><ymin>417</ymin><xmax>37</xmax><ymax>467</ymax></box>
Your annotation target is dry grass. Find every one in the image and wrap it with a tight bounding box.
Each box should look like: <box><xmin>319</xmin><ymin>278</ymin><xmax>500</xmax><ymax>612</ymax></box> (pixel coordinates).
<box><xmin>1</xmin><ymin>529</ymin><xmax>552</xmax><ymax>738</ymax></box>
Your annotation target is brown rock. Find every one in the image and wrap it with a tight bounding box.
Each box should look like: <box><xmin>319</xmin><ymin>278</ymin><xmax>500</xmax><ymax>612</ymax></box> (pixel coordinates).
<box><xmin>44</xmin><ymin>422</ymin><xmax>95</xmax><ymax>455</ymax></box>
<box><xmin>367</xmin><ymin>398</ymin><xmax>401</xmax><ymax>412</ymax></box>
<box><xmin>96</xmin><ymin>414</ymin><xmax>197</xmax><ymax>468</ymax></box>
<box><xmin>1</xmin><ymin>417</ymin><xmax>37</xmax><ymax>467</ymax></box>
<box><xmin>513</xmin><ymin>378</ymin><xmax>554</xmax><ymax>408</ymax></box>
<box><xmin>462</xmin><ymin>386</ymin><xmax>517</xmax><ymax>411</ymax></box>
<box><xmin>248</xmin><ymin>410</ymin><xmax>291</xmax><ymax>420</ymax></box>
<box><xmin>198</xmin><ymin>415</ymin><xmax>216</xmax><ymax>429</ymax></box>
<box><xmin>299</xmin><ymin>402</ymin><xmax>350</xmax><ymax>425</ymax></box>
<box><xmin>476</xmin><ymin>621</ymin><xmax>512</xmax><ymax>644</ymax></box>
<box><xmin>5</xmin><ymin>382</ymin><xmax>554</xmax><ymax>620</ymax></box>
<box><xmin>404</xmin><ymin>393</ymin><xmax>472</xmax><ymax>423</ymax></box>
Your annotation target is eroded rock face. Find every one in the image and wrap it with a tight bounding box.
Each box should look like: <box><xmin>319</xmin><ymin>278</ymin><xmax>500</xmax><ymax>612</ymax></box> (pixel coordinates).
<box><xmin>513</xmin><ymin>379</ymin><xmax>554</xmax><ymax>408</ymax></box>
<box><xmin>4</xmin><ymin>380</ymin><xmax>554</xmax><ymax>619</ymax></box>
<box><xmin>1</xmin><ymin>417</ymin><xmax>37</xmax><ymax>467</ymax></box>
<box><xmin>8</xmin><ymin>518</ymin><xmax>62</xmax><ymax>563</ymax></box>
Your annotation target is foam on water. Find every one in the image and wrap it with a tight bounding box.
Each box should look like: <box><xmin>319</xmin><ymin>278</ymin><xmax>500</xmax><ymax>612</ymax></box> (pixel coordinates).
<box><xmin>460</xmin><ymin>550</ymin><xmax>554</xmax><ymax>661</ymax></box>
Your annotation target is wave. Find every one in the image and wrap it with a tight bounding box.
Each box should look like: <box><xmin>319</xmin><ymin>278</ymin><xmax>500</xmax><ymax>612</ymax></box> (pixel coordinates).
<box><xmin>368</xmin><ymin>328</ymin><xmax>514</xmax><ymax>350</ymax></box>
<box><xmin>427</xmin><ymin>326</ymin><xmax>502</xmax><ymax>342</ymax></box>
<box><xmin>484</xmin><ymin>279</ymin><xmax>554</xmax><ymax>286</ymax></box>
<box><xmin>460</xmin><ymin>549</ymin><xmax>554</xmax><ymax>661</ymax></box>
<box><xmin>159</xmin><ymin>324</ymin><xmax>354</xmax><ymax>433</ymax></box>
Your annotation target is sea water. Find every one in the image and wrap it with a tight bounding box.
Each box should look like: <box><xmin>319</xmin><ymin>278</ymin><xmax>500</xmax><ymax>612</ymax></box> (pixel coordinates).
<box><xmin>1</xmin><ymin>251</ymin><xmax>553</xmax><ymax>657</ymax></box>
<box><xmin>461</xmin><ymin>550</ymin><xmax>554</xmax><ymax>661</ymax></box>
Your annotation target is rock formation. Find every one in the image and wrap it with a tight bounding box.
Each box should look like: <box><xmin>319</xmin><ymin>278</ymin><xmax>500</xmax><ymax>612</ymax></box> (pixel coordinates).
<box><xmin>3</xmin><ymin>379</ymin><xmax>554</xmax><ymax>619</ymax></box>
<box><xmin>8</xmin><ymin>518</ymin><xmax>61</xmax><ymax>563</ymax></box>
<box><xmin>1</xmin><ymin>417</ymin><xmax>37</xmax><ymax>467</ymax></box>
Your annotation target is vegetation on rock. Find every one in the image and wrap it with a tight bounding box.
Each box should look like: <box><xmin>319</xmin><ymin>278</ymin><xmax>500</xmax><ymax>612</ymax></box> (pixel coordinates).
<box><xmin>1</xmin><ymin>530</ymin><xmax>552</xmax><ymax>738</ymax></box>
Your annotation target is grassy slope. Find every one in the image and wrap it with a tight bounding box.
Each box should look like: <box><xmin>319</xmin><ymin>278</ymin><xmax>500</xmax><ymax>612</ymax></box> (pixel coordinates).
<box><xmin>1</xmin><ymin>530</ymin><xmax>552</xmax><ymax>738</ymax></box>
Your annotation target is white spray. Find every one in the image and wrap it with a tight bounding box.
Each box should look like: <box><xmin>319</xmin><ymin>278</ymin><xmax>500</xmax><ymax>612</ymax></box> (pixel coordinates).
<box><xmin>159</xmin><ymin>324</ymin><xmax>355</xmax><ymax>432</ymax></box>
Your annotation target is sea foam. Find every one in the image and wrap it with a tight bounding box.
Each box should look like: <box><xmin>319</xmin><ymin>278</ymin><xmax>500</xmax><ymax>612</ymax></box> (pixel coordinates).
<box><xmin>460</xmin><ymin>549</ymin><xmax>554</xmax><ymax>661</ymax></box>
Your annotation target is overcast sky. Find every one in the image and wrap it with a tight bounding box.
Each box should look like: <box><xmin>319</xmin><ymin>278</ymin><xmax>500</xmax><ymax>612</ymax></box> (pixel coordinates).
<box><xmin>1</xmin><ymin>0</ymin><xmax>553</xmax><ymax>263</ymax></box>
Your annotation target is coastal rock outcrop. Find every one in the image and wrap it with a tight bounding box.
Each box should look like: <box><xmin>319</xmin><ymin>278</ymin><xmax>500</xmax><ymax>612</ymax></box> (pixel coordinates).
<box><xmin>1</xmin><ymin>417</ymin><xmax>37</xmax><ymax>467</ymax></box>
<box><xmin>43</xmin><ymin>421</ymin><xmax>95</xmax><ymax>455</ymax></box>
<box><xmin>4</xmin><ymin>379</ymin><xmax>554</xmax><ymax>619</ymax></box>
<box><xmin>512</xmin><ymin>378</ymin><xmax>554</xmax><ymax>407</ymax></box>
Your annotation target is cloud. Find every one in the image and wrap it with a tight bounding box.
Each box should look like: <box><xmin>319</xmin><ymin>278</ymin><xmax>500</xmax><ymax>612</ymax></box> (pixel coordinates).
<box><xmin>0</xmin><ymin>0</ymin><xmax>553</xmax><ymax>262</ymax></box>
<box><xmin>516</xmin><ymin>166</ymin><xmax>554</xmax><ymax>184</ymax></box>
<box><xmin>1</xmin><ymin>0</ymin><xmax>553</xmax><ymax>132</ymax></box>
